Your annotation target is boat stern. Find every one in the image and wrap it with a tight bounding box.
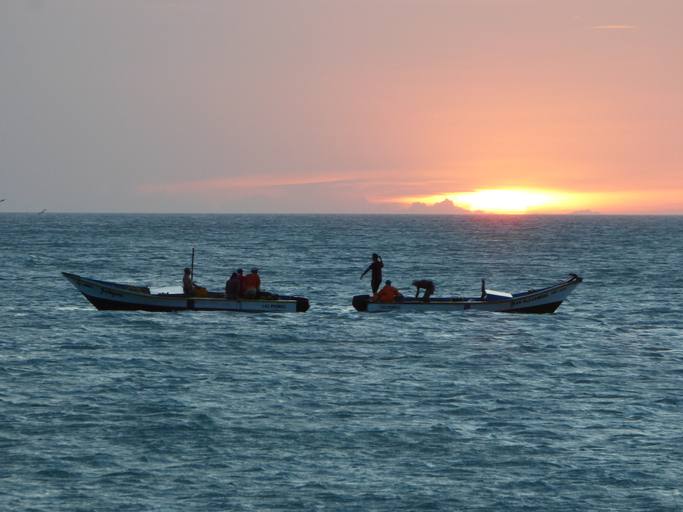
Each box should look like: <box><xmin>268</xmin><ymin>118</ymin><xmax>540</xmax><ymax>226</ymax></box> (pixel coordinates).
<box><xmin>352</xmin><ymin>295</ymin><xmax>370</xmax><ymax>312</ymax></box>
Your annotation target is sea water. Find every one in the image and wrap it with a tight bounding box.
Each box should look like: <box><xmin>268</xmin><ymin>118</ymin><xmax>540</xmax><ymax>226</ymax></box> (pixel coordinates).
<box><xmin>1</xmin><ymin>213</ymin><xmax>682</xmax><ymax>511</ymax></box>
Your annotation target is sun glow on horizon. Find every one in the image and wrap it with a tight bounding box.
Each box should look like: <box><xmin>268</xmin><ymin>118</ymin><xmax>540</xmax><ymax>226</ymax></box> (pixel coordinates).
<box><xmin>451</xmin><ymin>189</ymin><xmax>564</xmax><ymax>213</ymax></box>
<box><xmin>401</xmin><ymin>189</ymin><xmax>584</xmax><ymax>214</ymax></box>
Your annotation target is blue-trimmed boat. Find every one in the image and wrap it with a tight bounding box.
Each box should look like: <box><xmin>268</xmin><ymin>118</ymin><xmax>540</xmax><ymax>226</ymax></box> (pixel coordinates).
<box><xmin>63</xmin><ymin>272</ymin><xmax>310</xmax><ymax>313</ymax></box>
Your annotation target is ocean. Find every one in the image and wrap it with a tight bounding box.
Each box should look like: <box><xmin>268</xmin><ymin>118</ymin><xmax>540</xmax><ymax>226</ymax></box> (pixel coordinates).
<box><xmin>1</xmin><ymin>213</ymin><xmax>682</xmax><ymax>511</ymax></box>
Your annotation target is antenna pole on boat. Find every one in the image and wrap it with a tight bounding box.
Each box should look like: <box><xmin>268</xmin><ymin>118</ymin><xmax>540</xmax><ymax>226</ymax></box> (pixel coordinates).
<box><xmin>191</xmin><ymin>248</ymin><xmax>195</xmax><ymax>280</ymax></box>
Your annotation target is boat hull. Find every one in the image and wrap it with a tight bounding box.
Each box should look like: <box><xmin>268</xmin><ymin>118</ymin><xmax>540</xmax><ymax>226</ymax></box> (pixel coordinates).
<box><xmin>63</xmin><ymin>273</ymin><xmax>309</xmax><ymax>313</ymax></box>
<box><xmin>353</xmin><ymin>274</ymin><xmax>582</xmax><ymax>313</ymax></box>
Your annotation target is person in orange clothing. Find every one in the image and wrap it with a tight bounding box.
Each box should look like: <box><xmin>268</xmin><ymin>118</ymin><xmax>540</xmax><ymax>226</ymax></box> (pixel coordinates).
<box><xmin>376</xmin><ymin>280</ymin><xmax>402</xmax><ymax>303</ymax></box>
<box><xmin>243</xmin><ymin>268</ymin><xmax>261</xmax><ymax>298</ymax></box>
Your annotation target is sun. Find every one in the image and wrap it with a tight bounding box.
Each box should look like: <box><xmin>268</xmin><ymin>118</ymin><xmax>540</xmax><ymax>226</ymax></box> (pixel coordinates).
<box><xmin>449</xmin><ymin>189</ymin><xmax>561</xmax><ymax>213</ymax></box>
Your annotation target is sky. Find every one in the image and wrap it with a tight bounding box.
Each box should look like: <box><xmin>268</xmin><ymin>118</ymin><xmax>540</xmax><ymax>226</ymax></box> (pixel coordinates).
<box><xmin>1</xmin><ymin>0</ymin><xmax>681</xmax><ymax>214</ymax></box>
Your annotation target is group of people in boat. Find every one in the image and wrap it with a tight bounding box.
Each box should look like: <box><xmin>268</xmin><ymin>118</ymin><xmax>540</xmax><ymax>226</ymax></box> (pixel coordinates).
<box><xmin>225</xmin><ymin>268</ymin><xmax>261</xmax><ymax>298</ymax></box>
<box><xmin>360</xmin><ymin>253</ymin><xmax>435</xmax><ymax>303</ymax></box>
<box><xmin>183</xmin><ymin>267</ymin><xmax>262</xmax><ymax>299</ymax></box>
<box><xmin>182</xmin><ymin>252</ymin><xmax>430</xmax><ymax>302</ymax></box>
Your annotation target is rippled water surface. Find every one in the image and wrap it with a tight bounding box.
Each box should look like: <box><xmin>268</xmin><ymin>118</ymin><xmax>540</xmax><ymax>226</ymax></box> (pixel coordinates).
<box><xmin>2</xmin><ymin>213</ymin><xmax>682</xmax><ymax>511</ymax></box>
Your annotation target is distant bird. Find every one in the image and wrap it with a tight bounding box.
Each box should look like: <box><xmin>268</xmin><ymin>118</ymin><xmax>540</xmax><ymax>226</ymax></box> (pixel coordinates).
<box><xmin>0</xmin><ymin>199</ymin><xmax>5</xmax><ymax>203</ymax></box>
<box><xmin>38</xmin><ymin>209</ymin><xmax>47</xmax><ymax>214</ymax></box>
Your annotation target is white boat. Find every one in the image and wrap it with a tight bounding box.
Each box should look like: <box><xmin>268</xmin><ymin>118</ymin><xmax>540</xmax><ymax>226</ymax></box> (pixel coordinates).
<box><xmin>63</xmin><ymin>272</ymin><xmax>310</xmax><ymax>313</ymax></box>
<box><xmin>352</xmin><ymin>274</ymin><xmax>582</xmax><ymax>313</ymax></box>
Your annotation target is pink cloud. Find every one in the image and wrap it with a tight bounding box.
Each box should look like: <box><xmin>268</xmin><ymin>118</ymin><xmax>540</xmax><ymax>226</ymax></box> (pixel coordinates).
<box><xmin>137</xmin><ymin>175</ymin><xmax>356</xmax><ymax>195</ymax></box>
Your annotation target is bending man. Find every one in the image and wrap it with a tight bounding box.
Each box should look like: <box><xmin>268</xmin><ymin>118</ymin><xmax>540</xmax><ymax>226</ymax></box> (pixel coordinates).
<box><xmin>412</xmin><ymin>279</ymin><xmax>435</xmax><ymax>303</ymax></box>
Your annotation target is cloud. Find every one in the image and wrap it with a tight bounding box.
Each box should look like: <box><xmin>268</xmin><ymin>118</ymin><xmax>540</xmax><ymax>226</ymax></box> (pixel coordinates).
<box><xmin>137</xmin><ymin>175</ymin><xmax>355</xmax><ymax>195</ymax></box>
<box><xmin>406</xmin><ymin>199</ymin><xmax>470</xmax><ymax>215</ymax></box>
<box><xmin>591</xmin><ymin>24</ymin><xmax>637</xmax><ymax>30</ymax></box>
<box><xmin>137</xmin><ymin>174</ymin><xmax>402</xmax><ymax>213</ymax></box>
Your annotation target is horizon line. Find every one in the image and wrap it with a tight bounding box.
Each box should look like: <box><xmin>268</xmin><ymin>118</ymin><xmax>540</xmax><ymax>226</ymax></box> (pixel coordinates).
<box><xmin>2</xmin><ymin>210</ymin><xmax>683</xmax><ymax>217</ymax></box>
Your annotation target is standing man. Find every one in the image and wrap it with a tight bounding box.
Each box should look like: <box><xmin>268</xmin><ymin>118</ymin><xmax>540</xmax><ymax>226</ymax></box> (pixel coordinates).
<box><xmin>412</xmin><ymin>279</ymin><xmax>435</xmax><ymax>303</ymax></box>
<box><xmin>360</xmin><ymin>253</ymin><xmax>384</xmax><ymax>295</ymax></box>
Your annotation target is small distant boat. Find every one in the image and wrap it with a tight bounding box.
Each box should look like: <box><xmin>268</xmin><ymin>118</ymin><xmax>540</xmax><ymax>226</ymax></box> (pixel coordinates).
<box><xmin>63</xmin><ymin>272</ymin><xmax>310</xmax><ymax>312</ymax></box>
<box><xmin>352</xmin><ymin>274</ymin><xmax>582</xmax><ymax>313</ymax></box>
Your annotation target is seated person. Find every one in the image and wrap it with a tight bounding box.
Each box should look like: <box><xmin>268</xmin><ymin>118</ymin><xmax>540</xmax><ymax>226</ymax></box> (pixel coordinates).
<box><xmin>412</xmin><ymin>279</ymin><xmax>435</xmax><ymax>303</ymax></box>
<box><xmin>183</xmin><ymin>267</ymin><xmax>194</xmax><ymax>296</ymax></box>
<box><xmin>225</xmin><ymin>272</ymin><xmax>241</xmax><ymax>299</ymax></box>
<box><xmin>236</xmin><ymin>268</ymin><xmax>245</xmax><ymax>295</ymax></box>
<box><xmin>243</xmin><ymin>268</ymin><xmax>261</xmax><ymax>298</ymax></box>
<box><xmin>376</xmin><ymin>280</ymin><xmax>402</xmax><ymax>303</ymax></box>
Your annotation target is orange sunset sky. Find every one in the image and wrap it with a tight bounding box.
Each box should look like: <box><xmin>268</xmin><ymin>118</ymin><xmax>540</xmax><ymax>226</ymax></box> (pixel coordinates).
<box><xmin>1</xmin><ymin>0</ymin><xmax>682</xmax><ymax>214</ymax></box>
